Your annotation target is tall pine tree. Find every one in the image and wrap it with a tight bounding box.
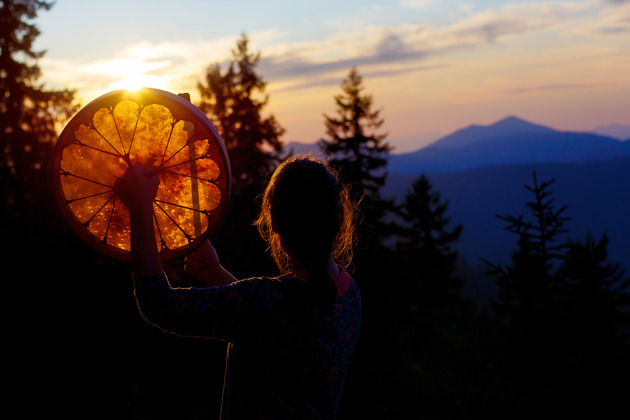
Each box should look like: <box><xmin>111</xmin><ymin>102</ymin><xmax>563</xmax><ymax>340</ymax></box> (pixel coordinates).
<box><xmin>197</xmin><ymin>33</ymin><xmax>284</xmax><ymax>196</ymax></box>
<box><xmin>321</xmin><ymin>67</ymin><xmax>393</xmax><ymax>249</ymax></box>
<box><xmin>397</xmin><ymin>174</ymin><xmax>464</xmax><ymax>310</ymax></box>
<box><xmin>389</xmin><ymin>174</ymin><xmax>482</xmax><ymax>419</ymax></box>
<box><xmin>322</xmin><ymin>68</ymin><xmax>399</xmax><ymax>419</ymax></box>
<box><xmin>559</xmin><ymin>233</ymin><xmax>629</xmax><ymax>351</ymax></box>
<box><xmin>197</xmin><ymin>34</ymin><xmax>284</xmax><ymax>277</ymax></box>
<box><xmin>485</xmin><ymin>173</ymin><xmax>570</xmax><ymax>330</ymax></box>
<box><xmin>1</xmin><ymin>0</ymin><xmax>77</xmax><ymax>234</ymax></box>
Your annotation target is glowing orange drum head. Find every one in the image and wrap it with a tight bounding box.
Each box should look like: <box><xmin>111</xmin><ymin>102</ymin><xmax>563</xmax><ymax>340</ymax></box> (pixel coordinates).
<box><xmin>52</xmin><ymin>88</ymin><xmax>231</xmax><ymax>261</ymax></box>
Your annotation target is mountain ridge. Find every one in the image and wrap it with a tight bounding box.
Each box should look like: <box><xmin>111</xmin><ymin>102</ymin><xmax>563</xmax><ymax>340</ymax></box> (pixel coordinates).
<box><xmin>282</xmin><ymin>116</ymin><xmax>630</xmax><ymax>161</ymax></box>
<box><xmin>389</xmin><ymin>116</ymin><xmax>630</xmax><ymax>174</ymax></box>
<box><xmin>592</xmin><ymin>123</ymin><xmax>630</xmax><ymax>140</ymax></box>
<box><xmin>425</xmin><ymin>116</ymin><xmax>556</xmax><ymax>150</ymax></box>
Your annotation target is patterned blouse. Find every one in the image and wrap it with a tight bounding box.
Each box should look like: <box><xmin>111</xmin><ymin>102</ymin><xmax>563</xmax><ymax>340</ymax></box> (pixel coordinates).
<box><xmin>133</xmin><ymin>268</ymin><xmax>361</xmax><ymax>419</ymax></box>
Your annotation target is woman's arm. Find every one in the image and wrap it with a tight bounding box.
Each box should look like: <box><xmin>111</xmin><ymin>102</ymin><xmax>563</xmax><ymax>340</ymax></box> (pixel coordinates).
<box><xmin>115</xmin><ymin>163</ymin><xmax>163</xmax><ymax>280</ymax></box>
<box><xmin>185</xmin><ymin>240</ymin><xmax>237</xmax><ymax>287</ymax></box>
<box><xmin>114</xmin><ymin>163</ymin><xmax>248</xmax><ymax>339</ymax></box>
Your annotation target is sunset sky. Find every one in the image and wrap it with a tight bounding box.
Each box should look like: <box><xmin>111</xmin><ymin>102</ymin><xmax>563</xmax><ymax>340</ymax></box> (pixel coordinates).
<box><xmin>34</xmin><ymin>0</ymin><xmax>630</xmax><ymax>152</ymax></box>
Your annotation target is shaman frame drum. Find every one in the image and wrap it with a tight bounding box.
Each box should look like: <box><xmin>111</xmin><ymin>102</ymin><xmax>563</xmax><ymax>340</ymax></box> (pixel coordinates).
<box><xmin>52</xmin><ymin>88</ymin><xmax>231</xmax><ymax>261</ymax></box>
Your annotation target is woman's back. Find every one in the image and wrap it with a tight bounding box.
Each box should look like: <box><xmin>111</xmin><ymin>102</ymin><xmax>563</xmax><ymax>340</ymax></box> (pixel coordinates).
<box><xmin>225</xmin><ymin>272</ymin><xmax>361</xmax><ymax>419</ymax></box>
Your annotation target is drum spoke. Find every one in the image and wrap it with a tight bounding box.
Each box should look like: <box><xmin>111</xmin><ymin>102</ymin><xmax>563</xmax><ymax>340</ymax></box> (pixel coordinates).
<box><xmin>154</xmin><ymin>201</ymin><xmax>194</xmax><ymax>243</ymax></box>
<box><xmin>60</xmin><ymin>169</ymin><xmax>115</xmax><ymax>190</ymax></box>
<box><xmin>152</xmin><ymin>207</ymin><xmax>168</xmax><ymax>252</ymax></box>
<box><xmin>162</xmin><ymin>168</ymin><xmax>219</xmax><ymax>186</ymax></box>
<box><xmin>90</xmin><ymin>123</ymin><xmax>125</xmax><ymax>159</ymax></box>
<box><xmin>84</xmin><ymin>191</ymin><xmax>115</xmax><ymax>229</ymax></box>
<box><xmin>66</xmin><ymin>189</ymin><xmax>112</xmax><ymax>204</ymax></box>
<box><xmin>160</xmin><ymin>136</ymin><xmax>195</xmax><ymax>168</ymax></box>
<box><xmin>74</xmin><ymin>139</ymin><xmax>122</xmax><ymax>160</ymax></box>
<box><xmin>127</xmin><ymin>104</ymin><xmax>143</xmax><ymax>155</ymax></box>
<box><xmin>154</xmin><ymin>198</ymin><xmax>210</xmax><ymax>215</ymax></box>
<box><xmin>162</xmin><ymin>151</ymin><xmax>212</xmax><ymax>172</ymax></box>
<box><xmin>102</xmin><ymin>194</ymin><xmax>118</xmax><ymax>244</ymax></box>
<box><xmin>160</xmin><ymin>119</ymin><xmax>177</xmax><ymax>166</ymax></box>
<box><xmin>109</xmin><ymin>107</ymin><xmax>127</xmax><ymax>155</ymax></box>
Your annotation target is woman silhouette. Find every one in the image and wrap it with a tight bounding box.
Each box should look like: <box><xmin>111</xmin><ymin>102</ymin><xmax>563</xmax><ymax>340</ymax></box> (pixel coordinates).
<box><xmin>116</xmin><ymin>155</ymin><xmax>361</xmax><ymax>419</ymax></box>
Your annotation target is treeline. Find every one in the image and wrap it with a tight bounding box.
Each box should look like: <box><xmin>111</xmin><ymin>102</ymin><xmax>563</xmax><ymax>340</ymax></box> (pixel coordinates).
<box><xmin>3</xmin><ymin>2</ymin><xmax>629</xmax><ymax>419</ymax></box>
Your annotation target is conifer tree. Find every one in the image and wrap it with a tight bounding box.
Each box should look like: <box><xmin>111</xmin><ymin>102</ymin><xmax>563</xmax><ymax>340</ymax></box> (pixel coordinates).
<box><xmin>397</xmin><ymin>174</ymin><xmax>464</xmax><ymax>309</ymax></box>
<box><xmin>483</xmin><ymin>172</ymin><xmax>630</xmax><ymax>416</ymax></box>
<box><xmin>321</xmin><ymin>67</ymin><xmax>394</xmax><ymax>248</ymax></box>
<box><xmin>390</xmin><ymin>175</ymin><xmax>489</xmax><ymax>420</ymax></box>
<box><xmin>197</xmin><ymin>34</ymin><xmax>284</xmax><ymax>196</ymax></box>
<box><xmin>485</xmin><ymin>172</ymin><xmax>570</xmax><ymax>327</ymax></box>
<box><xmin>1</xmin><ymin>0</ymin><xmax>77</xmax><ymax>232</ymax></box>
<box><xmin>559</xmin><ymin>233</ymin><xmax>629</xmax><ymax>347</ymax></box>
<box><xmin>556</xmin><ymin>234</ymin><xmax>630</xmax><ymax>413</ymax></box>
<box><xmin>197</xmin><ymin>34</ymin><xmax>284</xmax><ymax>277</ymax></box>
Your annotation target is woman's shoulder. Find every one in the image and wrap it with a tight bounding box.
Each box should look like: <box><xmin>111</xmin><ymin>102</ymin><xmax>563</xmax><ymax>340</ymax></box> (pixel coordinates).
<box><xmin>227</xmin><ymin>275</ymin><xmax>307</xmax><ymax>299</ymax></box>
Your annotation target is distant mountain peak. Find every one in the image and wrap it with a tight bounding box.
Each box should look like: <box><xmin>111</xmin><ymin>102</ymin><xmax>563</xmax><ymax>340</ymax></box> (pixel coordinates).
<box><xmin>427</xmin><ymin>115</ymin><xmax>555</xmax><ymax>149</ymax></box>
<box><xmin>495</xmin><ymin>115</ymin><xmax>523</xmax><ymax>124</ymax></box>
<box><xmin>489</xmin><ymin>116</ymin><xmax>555</xmax><ymax>133</ymax></box>
<box><xmin>493</xmin><ymin>115</ymin><xmax>534</xmax><ymax>127</ymax></box>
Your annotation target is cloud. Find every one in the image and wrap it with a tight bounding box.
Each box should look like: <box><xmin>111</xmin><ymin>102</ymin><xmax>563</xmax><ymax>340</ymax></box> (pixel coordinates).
<box><xmin>587</xmin><ymin>1</ymin><xmax>630</xmax><ymax>35</ymax></box>
<box><xmin>271</xmin><ymin>63</ymin><xmax>448</xmax><ymax>93</ymax></box>
<box><xmin>400</xmin><ymin>0</ymin><xmax>438</xmax><ymax>9</ymax></box>
<box><xmin>432</xmin><ymin>1</ymin><xmax>592</xmax><ymax>45</ymax></box>
<box><xmin>257</xmin><ymin>1</ymin><xmax>593</xmax><ymax>90</ymax></box>
<box><xmin>39</xmin><ymin>0</ymin><xmax>621</xmax><ymax>100</ymax></box>
<box><xmin>504</xmin><ymin>82</ymin><xmax>605</xmax><ymax>95</ymax></box>
<box><xmin>38</xmin><ymin>29</ymin><xmax>285</xmax><ymax>101</ymax></box>
<box><xmin>258</xmin><ymin>27</ymin><xmax>429</xmax><ymax>82</ymax></box>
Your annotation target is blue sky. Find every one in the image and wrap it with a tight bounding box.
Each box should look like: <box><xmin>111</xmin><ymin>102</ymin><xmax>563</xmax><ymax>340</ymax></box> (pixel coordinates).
<box><xmin>34</xmin><ymin>0</ymin><xmax>630</xmax><ymax>151</ymax></box>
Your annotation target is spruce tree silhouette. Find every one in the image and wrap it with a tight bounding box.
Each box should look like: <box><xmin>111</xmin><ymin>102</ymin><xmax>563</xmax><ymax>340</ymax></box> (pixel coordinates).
<box><xmin>322</xmin><ymin>68</ymin><xmax>397</xmax><ymax>419</ymax></box>
<box><xmin>197</xmin><ymin>34</ymin><xmax>284</xmax><ymax>278</ymax></box>
<box><xmin>484</xmin><ymin>172</ymin><xmax>570</xmax><ymax>329</ymax></box>
<box><xmin>197</xmin><ymin>33</ymin><xmax>284</xmax><ymax>197</ymax></box>
<box><xmin>483</xmin><ymin>171</ymin><xmax>630</xmax><ymax>417</ymax></box>
<box><xmin>560</xmin><ymin>234</ymin><xmax>630</xmax><ymax>341</ymax></box>
<box><xmin>321</xmin><ymin>67</ymin><xmax>394</xmax><ymax>250</ymax></box>
<box><xmin>389</xmin><ymin>174</ymin><xmax>487</xmax><ymax>419</ymax></box>
<box><xmin>555</xmin><ymin>234</ymin><xmax>630</xmax><ymax>413</ymax></box>
<box><xmin>0</xmin><ymin>0</ymin><xmax>77</xmax><ymax>236</ymax></box>
<box><xmin>397</xmin><ymin>174</ymin><xmax>464</xmax><ymax>311</ymax></box>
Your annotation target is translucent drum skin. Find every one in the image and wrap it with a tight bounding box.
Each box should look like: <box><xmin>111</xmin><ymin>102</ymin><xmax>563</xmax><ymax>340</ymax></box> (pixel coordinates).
<box><xmin>52</xmin><ymin>88</ymin><xmax>231</xmax><ymax>261</ymax></box>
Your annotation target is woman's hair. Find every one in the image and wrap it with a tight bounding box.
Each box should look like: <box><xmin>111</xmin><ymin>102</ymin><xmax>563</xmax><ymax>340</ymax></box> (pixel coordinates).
<box><xmin>255</xmin><ymin>155</ymin><xmax>356</xmax><ymax>299</ymax></box>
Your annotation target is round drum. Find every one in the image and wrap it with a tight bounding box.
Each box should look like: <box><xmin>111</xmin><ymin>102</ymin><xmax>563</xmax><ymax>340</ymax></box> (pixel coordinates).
<box><xmin>52</xmin><ymin>88</ymin><xmax>231</xmax><ymax>261</ymax></box>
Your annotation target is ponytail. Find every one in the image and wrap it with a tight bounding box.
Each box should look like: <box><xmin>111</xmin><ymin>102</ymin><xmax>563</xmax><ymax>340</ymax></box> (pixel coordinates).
<box><xmin>255</xmin><ymin>155</ymin><xmax>357</xmax><ymax>303</ymax></box>
<box><xmin>306</xmin><ymin>251</ymin><xmax>338</xmax><ymax>305</ymax></box>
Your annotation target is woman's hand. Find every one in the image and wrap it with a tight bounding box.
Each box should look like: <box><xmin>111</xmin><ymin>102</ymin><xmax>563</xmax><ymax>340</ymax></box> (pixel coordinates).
<box><xmin>115</xmin><ymin>163</ymin><xmax>160</xmax><ymax>215</ymax></box>
<box><xmin>185</xmin><ymin>240</ymin><xmax>237</xmax><ymax>287</ymax></box>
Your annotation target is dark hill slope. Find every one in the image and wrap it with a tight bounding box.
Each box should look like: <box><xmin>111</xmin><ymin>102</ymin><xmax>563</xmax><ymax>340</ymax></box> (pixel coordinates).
<box><xmin>385</xmin><ymin>157</ymin><xmax>630</xmax><ymax>275</ymax></box>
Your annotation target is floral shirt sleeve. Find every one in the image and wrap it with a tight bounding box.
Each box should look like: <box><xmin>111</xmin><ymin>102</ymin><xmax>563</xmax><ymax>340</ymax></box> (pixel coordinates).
<box><xmin>133</xmin><ymin>273</ymin><xmax>296</xmax><ymax>342</ymax></box>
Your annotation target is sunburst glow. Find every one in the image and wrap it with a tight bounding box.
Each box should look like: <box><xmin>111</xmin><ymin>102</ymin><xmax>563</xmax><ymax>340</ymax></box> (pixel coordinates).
<box><xmin>110</xmin><ymin>73</ymin><xmax>169</xmax><ymax>91</ymax></box>
<box><xmin>102</xmin><ymin>57</ymin><xmax>170</xmax><ymax>91</ymax></box>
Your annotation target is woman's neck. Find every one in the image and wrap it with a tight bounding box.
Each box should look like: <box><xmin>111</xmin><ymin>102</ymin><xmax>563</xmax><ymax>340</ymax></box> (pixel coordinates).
<box><xmin>291</xmin><ymin>255</ymin><xmax>340</xmax><ymax>275</ymax></box>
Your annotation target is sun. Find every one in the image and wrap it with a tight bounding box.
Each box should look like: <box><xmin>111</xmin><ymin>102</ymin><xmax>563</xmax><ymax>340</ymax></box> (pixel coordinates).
<box><xmin>104</xmin><ymin>57</ymin><xmax>170</xmax><ymax>92</ymax></box>
<box><xmin>111</xmin><ymin>73</ymin><xmax>170</xmax><ymax>91</ymax></box>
